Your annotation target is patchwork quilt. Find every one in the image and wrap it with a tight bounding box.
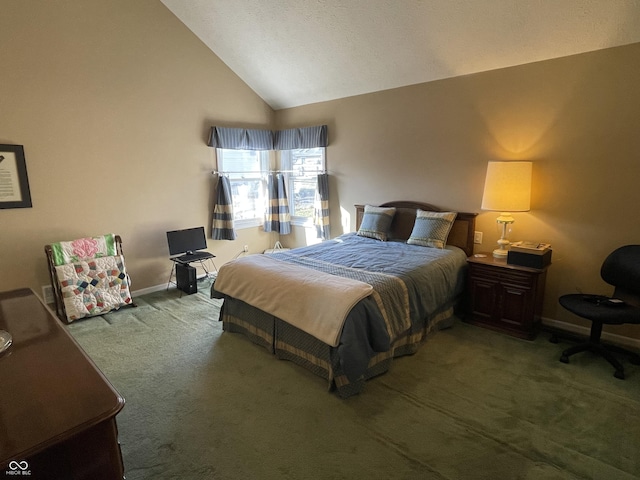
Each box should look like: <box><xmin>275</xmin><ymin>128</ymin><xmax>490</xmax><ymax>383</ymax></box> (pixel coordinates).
<box><xmin>50</xmin><ymin>234</ymin><xmax>117</xmax><ymax>266</ymax></box>
<box><xmin>55</xmin><ymin>254</ymin><xmax>132</xmax><ymax>322</ymax></box>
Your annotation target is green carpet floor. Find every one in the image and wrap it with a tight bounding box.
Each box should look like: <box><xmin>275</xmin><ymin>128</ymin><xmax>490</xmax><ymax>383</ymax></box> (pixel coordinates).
<box><xmin>67</xmin><ymin>279</ymin><xmax>640</xmax><ymax>480</ymax></box>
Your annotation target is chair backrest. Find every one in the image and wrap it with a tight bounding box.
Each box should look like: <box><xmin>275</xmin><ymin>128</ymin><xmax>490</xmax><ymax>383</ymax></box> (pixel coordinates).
<box><xmin>601</xmin><ymin>245</ymin><xmax>640</xmax><ymax>301</ymax></box>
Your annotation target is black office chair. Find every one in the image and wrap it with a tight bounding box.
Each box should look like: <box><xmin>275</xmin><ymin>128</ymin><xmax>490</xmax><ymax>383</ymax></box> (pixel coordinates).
<box><xmin>557</xmin><ymin>245</ymin><xmax>640</xmax><ymax>379</ymax></box>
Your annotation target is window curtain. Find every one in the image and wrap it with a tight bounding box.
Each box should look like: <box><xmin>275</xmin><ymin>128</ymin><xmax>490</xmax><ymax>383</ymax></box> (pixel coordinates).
<box><xmin>208</xmin><ymin>124</ymin><xmax>327</xmax><ymax>150</ymax></box>
<box><xmin>208</xmin><ymin>126</ymin><xmax>274</xmax><ymax>150</ymax></box>
<box><xmin>314</xmin><ymin>173</ymin><xmax>330</xmax><ymax>240</ymax></box>
<box><xmin>264</xmin><ymin>173</ymin><xmax>291</xmax><ymax>235</ymax></box>
<box><xmin>275</xmin><ymin>125</ymin><xmax>330</xmax><ymax>238</ymax></box>
<box><xmin>211</xmin><ymin>175</ymin><xmax>237</xmax><ymax>240</ymax></box>
<box><xmin>274</xmin><ymin>125</ymin><xmax>328</xmax><ymax>150</ymax></box>
<box><xmin>208</xmin><ymin>124</ymin><xmax>328</xmax><ymax>237</ymax></box>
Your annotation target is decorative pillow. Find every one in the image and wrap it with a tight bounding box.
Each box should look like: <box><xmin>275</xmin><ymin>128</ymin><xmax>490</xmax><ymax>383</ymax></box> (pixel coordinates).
<box><xmin>357</xmin><ymin>205</ymin><xmax>396</xmax><ymax>241</ymax></box>
<box><xmin>407</xmin><ymin>210</ymin><xmax>457</xmax><ymax>249</ymax></box>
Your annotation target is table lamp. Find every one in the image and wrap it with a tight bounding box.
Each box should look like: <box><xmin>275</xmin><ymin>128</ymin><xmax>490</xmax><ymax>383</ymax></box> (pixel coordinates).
<box><xmin>481</xmin><ymin>161</ymin><xmax>532</xmax><ymax>258</ymax></box>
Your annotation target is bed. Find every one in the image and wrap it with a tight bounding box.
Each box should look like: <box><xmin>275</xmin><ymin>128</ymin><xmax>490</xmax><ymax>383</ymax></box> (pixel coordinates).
<box><xmin>211</xmin><ymin>201</ymin><xmax>477</xmax><ymax>397</ymax></box>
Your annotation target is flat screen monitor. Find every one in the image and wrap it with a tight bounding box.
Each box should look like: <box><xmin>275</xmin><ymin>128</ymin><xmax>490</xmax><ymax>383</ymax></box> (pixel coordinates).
<box><xmin>166</xmin><ymin>226</ymin><xmax>207</xmax><ymax>256</ymax></box>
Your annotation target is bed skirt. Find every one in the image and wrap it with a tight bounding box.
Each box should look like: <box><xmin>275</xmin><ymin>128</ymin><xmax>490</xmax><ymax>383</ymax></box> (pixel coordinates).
<box><xmin>219</xmin><ymin>296</ymin><xmax>458</xmax><ymax>398</ymax></box>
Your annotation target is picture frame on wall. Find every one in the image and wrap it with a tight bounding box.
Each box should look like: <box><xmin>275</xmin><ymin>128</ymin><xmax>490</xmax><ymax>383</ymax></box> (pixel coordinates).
<box><xmin>0</xmin><ymin>144</ymin><xmax>32</xmax><ymax>209</ymax></box>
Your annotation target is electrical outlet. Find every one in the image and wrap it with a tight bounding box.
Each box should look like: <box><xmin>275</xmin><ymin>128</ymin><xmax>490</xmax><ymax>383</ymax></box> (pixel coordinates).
<box><xmin>243</xmin><ymin>245</ymin><xmax>249</xmax><ymax>253</ymax></box>
<box><xmin>474</xmin><ymin>231</ymin><xmax>483</xmax><ymax>244</ymax></box>
<box><xmin>42</xmin><ymin>285</ymin><xmax>54</xmax><ymax>304</ymax></box>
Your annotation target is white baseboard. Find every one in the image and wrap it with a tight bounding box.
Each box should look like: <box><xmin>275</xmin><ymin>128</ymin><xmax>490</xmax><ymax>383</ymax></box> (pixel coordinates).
<box><xmin>131</xmin><ymin>273</ymin><xmax>213</xmax><ymax>298</ymax></box>
<box><xmin>131</xmin><ymin>283</ymin><xmax>169</xmax><ymax>297</ymax></box>
<box><xmin>542</xmin><ymin>316</ymin><xmax>640</xmax><ymax>350</ymax></box>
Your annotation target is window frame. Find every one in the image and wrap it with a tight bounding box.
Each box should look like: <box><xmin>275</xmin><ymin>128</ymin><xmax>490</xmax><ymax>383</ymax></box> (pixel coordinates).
<box><xmin>216</xmin><ymin>148</ymin><xmax>269</xmax><ymax>229</ymax></box>
<box><xmin>280</xmin><ymin>147</ymin><xmax>326</xmax><ymax>227</ymax></box>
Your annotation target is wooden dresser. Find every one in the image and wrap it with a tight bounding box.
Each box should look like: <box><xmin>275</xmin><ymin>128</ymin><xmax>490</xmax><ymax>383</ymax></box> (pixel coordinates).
<box><xmin>0</xmin><ymin>288</ymin><xmax>125</xmax><ymax>479</ymax></box>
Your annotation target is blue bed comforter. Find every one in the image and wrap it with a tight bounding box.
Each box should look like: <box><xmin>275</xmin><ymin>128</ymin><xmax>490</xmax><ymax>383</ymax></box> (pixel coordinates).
<box><xmin>264</xmin><ymin>233</ymin><xmax>468</xmax><ymax>380</ymax></box>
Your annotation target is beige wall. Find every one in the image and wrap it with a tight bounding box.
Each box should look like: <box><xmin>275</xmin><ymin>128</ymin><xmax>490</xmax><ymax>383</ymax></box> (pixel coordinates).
<box><xmin>276</xmin><ymin>43</ymin><xmax>640</xmax><ymax>340</ymax></box>
<box><xmin>0</xmin><ymin>0</ymin><xmax>276</xmax><ymax>295</ymax></box>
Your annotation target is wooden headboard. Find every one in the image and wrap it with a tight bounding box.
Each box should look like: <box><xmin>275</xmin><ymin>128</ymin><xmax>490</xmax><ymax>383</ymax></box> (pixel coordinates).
<box><xmin>355</xmin><ymin>201</ymin><xmax>477</xmax><ymax>257</ymax></box>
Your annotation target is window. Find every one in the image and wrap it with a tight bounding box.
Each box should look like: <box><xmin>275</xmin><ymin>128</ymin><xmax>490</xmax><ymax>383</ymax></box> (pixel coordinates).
<box><xmin>281</xmin><ymin>147</ymin><xmax>326</xmax><ymax>225</ymax></box>
<box><xmin>216</xmin><ymin>149</ymin><xmax>269</xmax><ymax>228</ymax></box>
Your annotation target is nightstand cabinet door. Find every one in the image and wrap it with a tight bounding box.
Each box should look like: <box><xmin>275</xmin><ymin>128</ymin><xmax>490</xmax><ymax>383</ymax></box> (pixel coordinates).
<box><xmin>468</xmin><ymin>274</ymin><xmax>499</xmax><ymax>321</ymax></box>
<box><xmin>466</xmin><ymin>258</ymin><xmax>547</xmax><ymax>340</ymax></box>
<box><xmin>498</xmin><ymin>278</ymin><xmax>534</xmax><ymax>329</ymax></box>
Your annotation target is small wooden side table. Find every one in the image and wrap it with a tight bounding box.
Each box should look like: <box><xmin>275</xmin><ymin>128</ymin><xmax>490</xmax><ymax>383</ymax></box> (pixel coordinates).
<box><xmin>466</xmin><ymin>253</ymin><xmax>549</xmax><ymax>340</ymax></box>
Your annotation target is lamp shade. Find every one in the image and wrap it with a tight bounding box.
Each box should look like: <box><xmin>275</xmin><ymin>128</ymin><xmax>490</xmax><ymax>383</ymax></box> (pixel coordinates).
<box><xmin>481</xmin><ymin>161</ymin><xmax>532</xmax><ymax>212</ymax></box>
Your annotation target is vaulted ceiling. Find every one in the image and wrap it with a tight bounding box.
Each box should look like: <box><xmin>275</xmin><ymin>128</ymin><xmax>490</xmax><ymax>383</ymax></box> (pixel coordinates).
<box><xmin>161</xmin><ymin>0</ymin><xmax>640</xmax><ymax>110</ymax></box>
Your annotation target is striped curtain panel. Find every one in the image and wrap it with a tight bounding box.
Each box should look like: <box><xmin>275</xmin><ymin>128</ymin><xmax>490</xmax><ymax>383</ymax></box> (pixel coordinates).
<box><xmin>211</xmin><ymin>175</ymin><xmax>237</xmax><ymax>240</ymax></box>
<box><xmin>264</xmin><ymin>173</ymin><xmax>291</xmax><ymax>235</ymax></box>
<box><xmin>314</xmin><ymin>173</ymin><xmax>330</xmax><ymax>240</ymax></box>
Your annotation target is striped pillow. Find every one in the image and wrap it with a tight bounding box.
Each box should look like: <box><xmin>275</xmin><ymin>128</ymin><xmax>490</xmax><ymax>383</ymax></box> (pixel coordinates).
<box><xmin>357</xmin><ymin>205</ymin><xmax>396</xmax><ymax>241</ymax></box>
<box><xmin>407</xmin><ymin>210</ymin><xmax>457</xmax><ymax>249</ymax></box>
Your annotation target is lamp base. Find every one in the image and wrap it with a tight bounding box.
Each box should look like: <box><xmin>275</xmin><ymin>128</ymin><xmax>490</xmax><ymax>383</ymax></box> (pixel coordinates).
<box><xmin>492</xmin><ymin>247</ymin><xmax>509</xmax><ymax>258</ymax></box>
<box><xmin>493</xmin><ymin>213</ymin><xmax>514</xmax><ymax>258</ymax></box>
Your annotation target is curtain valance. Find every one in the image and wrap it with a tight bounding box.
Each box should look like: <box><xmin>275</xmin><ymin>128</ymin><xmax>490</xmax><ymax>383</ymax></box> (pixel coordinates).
<box><xmin>208</xmin><ymin>126</ymin><xmax>274</xmax><ymax>150</ymax></box>
<box><xmin>274</xmin><ymin>125</ymin><xmax>328</xmax><ymax>150</ymax></box>
<box><xmin>208</xmin><ymin>125</ymin><xmax>328</xmax><ymax>150</ymax></box>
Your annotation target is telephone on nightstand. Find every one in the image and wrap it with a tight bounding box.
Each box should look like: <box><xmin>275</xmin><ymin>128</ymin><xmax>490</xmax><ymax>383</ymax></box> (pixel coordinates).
<box><xmin>508</xmin><ymin>241</ymin><xmax>552</xmax><ymax>268</ymax></box>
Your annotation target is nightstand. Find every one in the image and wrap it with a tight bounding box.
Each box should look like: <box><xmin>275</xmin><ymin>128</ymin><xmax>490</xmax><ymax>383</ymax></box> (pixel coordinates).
<box><xmin>465</xmin><ymin>253</ymin><xmax>549</xmax><ymax>340</ymax></box>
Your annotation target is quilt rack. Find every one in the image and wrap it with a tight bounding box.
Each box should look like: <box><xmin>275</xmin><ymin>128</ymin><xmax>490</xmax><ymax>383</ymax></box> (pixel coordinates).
<box><xmin>44</xmin><ymin>234</ymin><xmax>135</xmax><ymax>323</ymax></box>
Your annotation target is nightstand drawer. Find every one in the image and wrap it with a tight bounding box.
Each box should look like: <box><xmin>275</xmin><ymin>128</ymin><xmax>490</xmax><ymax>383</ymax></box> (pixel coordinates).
<box><xmin>470</xmin><ymin>264</ymin><xmax>534</xmax><ymax>286</ymax></box>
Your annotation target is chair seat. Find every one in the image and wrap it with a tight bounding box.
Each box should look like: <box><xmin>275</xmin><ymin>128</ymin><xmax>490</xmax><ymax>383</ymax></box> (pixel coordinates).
<box><xmin>559</xmin><ymin>294</ymin><xmax>640</xmax><ymax>325</ymax></box>
<box><xmin>557</xmin><ymin>245</ymin><xmax>640</xmax><ymax>379</ymax></box>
